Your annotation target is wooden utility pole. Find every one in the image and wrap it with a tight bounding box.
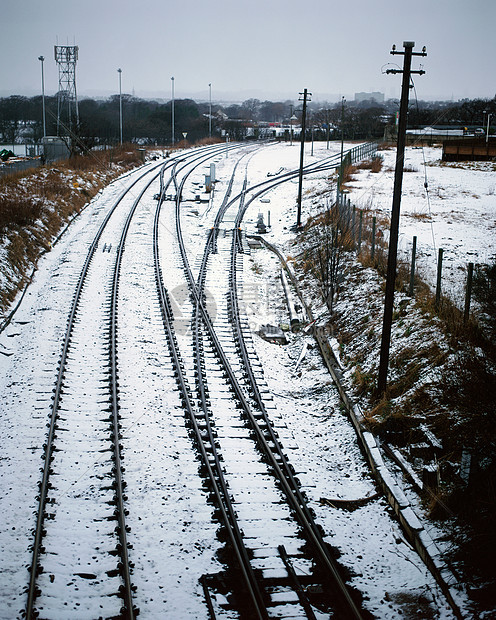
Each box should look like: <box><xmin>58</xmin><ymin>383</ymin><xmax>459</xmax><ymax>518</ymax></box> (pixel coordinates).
<box><xmin>296</xmin><ymin>88</ymin><xmax>311</xmax><ymax>228</ymax></box>
<box><xmin>377</xmin><ymin>42</ymin><xmax>426</xmax><ymax>396</ymax></box>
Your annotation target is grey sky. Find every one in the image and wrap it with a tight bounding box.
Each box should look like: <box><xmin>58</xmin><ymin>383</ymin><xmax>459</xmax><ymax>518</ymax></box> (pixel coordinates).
<box><xmin>1</xmin><ymin>0</ymin><xmax>495</xmax><ymax>103</ymax></box>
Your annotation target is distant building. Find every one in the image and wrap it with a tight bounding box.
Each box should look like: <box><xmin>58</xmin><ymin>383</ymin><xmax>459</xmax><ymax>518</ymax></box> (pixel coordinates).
<box><xmin>355</xmin><ymin>91</ymin><xmax>385</xmax><ymax>104</ymax></box>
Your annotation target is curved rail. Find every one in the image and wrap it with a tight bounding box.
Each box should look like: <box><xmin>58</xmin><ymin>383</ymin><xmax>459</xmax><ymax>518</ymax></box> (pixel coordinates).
<box><xmin>169</xmin><ymin>146</ymin><xmax>367</xmax><ymax>618</ymax></box>
<box><xmin>230</xmin><ymin>175</ymin><xmax>365</xmax><ymax>619</ymax></box>
<box><xmin>154</xmin><ymin>147</ymin><xmax>269</xmax><ymax>618</ymax></box>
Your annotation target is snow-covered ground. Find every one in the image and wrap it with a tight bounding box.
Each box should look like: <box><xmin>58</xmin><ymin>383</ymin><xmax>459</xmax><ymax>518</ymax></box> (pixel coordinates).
<box><xmin>343</xmin><ymin>145</ymin><xmax>496</xmax><ymax>304</ymax></box>
<box><xmin>0</xmin><ymin>141</ymin><xmax>480</xmax><ymax>618</ymax></box>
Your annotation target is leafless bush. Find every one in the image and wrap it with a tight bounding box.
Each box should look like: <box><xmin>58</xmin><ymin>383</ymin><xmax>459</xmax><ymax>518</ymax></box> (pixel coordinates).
<box><xmin>303</xmin><ymin>199</ymin><xmax>355</xmax><ymax>314</ymax></box>
<box><xmin>355</xmin><ymin>156</ymin><xmax>383</xmax><ymax>173</ymax></box>
<box><xmin>0</xmin><ymin>195</ymin><xmax>45</xmax><ymax>235</ymax></box>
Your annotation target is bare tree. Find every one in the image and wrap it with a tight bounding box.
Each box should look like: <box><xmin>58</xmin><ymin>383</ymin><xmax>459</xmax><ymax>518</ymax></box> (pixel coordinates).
<box><xmin>311</xmin><ymin>199</ymin><xmax>353</xmax><ymax>315</ymax></box>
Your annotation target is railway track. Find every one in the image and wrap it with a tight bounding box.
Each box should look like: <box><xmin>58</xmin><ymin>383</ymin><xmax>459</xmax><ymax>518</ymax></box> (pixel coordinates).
<box><xmin>0</xmin><ymin>139</ymin><xmax>455</xmax><ymax>618</ymax></box>
<box><xmin>153</xmin><ymin>150</ymin><xmax>371</xmax><ymax>618</ymax></box>
<box><xmin>24</xmin><ymin>160</ymin><xmax>169</xmax><ymax>618</ymax></box>
<box><xmin>24</xmin><ymin>144</ymin><xmax>234</xmax><ymax>617</ymax></box>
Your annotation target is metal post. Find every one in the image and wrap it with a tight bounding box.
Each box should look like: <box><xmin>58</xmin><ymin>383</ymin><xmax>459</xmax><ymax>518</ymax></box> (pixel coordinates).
<box><xmin>409</xmin><ymin>235</ymin><xmax>417</xmax><ymax>296</ymax></box>
<box><xmin>464</xmin><ymin>262</ymin><xmax>474</xmax><ymax>323</ymax></box>
<box><xmin>371</xmin><ymin>216</ymin><xmax>376</xmax><ymax>261</ymax></box>
<box><xmin>435</xmin><ymin>248</ymin><xmax>443</xmax><ymax>310</ymax></box>
<box><xmin>209</xmin><ymin>82</ymin><xmax>212</xmax><ymax>138</ymax></box>
<box><xmin>352</xmin><ymin>206</ymin><xmax>356</xmax><ymax>245</ymax></box>
<box><xmin>296</xmin><ymin>88</ymin><xmax>311</xmax><ymax>228</ymax></box>
<box><xmin>339</xmin><ymin>96</ymin><xmax>345</xmax><ymax>190</ymax></box>
<box><xmin>326</xmin><ymin>109</ymin><xmax>330</xmax><ymax>150</ymax></box>
<box><xmin>118</xmin><ymin>68</ymin><xmax>123</xmax><ymax>145</ymax></box>
<box><xmin>290</xmin><ymin>104</ymin><xmax>294</xmax><ymax>146</ymax></box>
<box><xmin>171</xmin><ymin>76</ymin><xmax>175</xmax><ymax>145</ymax></box>
<box><xmin>377</xmin><ymin>41</ymin><xmax>426</xmax><ymax>395</ymax></box>
<box><xmin>357</xmin><ymin>211</ymin><xmax>363</xmax><ymax>254</ymax></box>
<box><xmin>38</xmin><ymin>56</ymin><xmax>46</xmax><ymax>139</ymax></box>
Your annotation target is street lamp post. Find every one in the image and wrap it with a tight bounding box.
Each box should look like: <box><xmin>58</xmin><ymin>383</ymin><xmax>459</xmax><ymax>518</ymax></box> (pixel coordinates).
<box><xmin>117</xmin><ymin>68</ymin><xmax>123</xmax><ymax>145</ymax></box>
<box><xmin>326</xmin><ymin>109</ymin><xmax>330</xmax><ymax>150</ymax></box>
<box><xmin>38</xmin><ymin>56</ymin><xmax>46</xmax><ymax>139</ymax></box>
<box><xmin>339</xmin><ymin>96</ymin><xmax>345</xmax><ymax>190</ymax></box>
<box><xmin>290</xmin><ymin>114</ymin><xmax>297</xmax><ymax>146</ymax></box>
<box><xmin>209</xmin><ymin>82</ymin><xmax>212</xmax><ymax>138</ymax></box>
<box><xmin>171</xmin><ymin>76</ymin><xmax>175</xmax><ymax>145</ymax></box>
<box><xmin>311</xmin><ymin>116</ymin><xmax>314</xmax><ymax>156</ymax></box>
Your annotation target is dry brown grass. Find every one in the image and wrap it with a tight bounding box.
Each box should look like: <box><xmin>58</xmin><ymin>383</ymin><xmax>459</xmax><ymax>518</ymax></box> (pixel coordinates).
<box><xmin>194</xmin><ymin>137</ymin><xmax>223</xmax><ymax>147</ymax></box>
<box><xmin>0</xmin><ymin>195</ymin><xmax>44</xmax><ymax>233</ymax></box>
<box><xmin>340</xmin><ymin>164</ymin><xmax>357</xmax><ymax>186</ymax></box>
<box><xmin>0</xmin><ymin>144</ymin><xmax>145</xmax><ymax>313</ymax></box>
<box><xmin>355</xmin><ymin>156</ymin><xmax>383</xmax><ymax>173</ymax></box>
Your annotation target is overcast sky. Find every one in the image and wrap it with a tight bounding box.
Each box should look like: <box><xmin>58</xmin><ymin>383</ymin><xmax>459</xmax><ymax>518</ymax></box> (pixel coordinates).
<box><xmin>1</xmin><ymin>0</ymin><xmax>495</xmax><ymax>104</ymax></box>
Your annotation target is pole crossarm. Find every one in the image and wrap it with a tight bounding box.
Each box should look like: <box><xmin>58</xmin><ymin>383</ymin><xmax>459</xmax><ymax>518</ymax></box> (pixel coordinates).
<box><xmin>386</xmin><ymin>69</ymin><xmax>425</xmax><ymax>75</ymax></box>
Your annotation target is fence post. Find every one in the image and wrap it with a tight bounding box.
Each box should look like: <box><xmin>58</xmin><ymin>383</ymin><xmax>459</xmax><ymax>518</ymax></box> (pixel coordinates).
<box><xmin>464</xmin><ymin>262</ymin><xmax>474</xmax><ymax>323</ymax></box>
<box><xmin>357</xmin><ymin>210</ymin><xmax>363</xmax><ymax>254</ymax></box>
<box><xmin>435</xmin><ymin>248</ymin><xmax>443</xmax><ymax>310</ymax></box>
<box><xmin>409</xmin><ymin>235</ymin><xmax>417</xmax><ymax>296</ymax></box>
<box><xmin>371</xmin><ymin>216</ymin><xmax>376</xmax><ymax>261</ymax></box>
<box><xmin>352</xmin><ymin>206</ymin><xmax>356</xmax><ymax>244</ymax></box>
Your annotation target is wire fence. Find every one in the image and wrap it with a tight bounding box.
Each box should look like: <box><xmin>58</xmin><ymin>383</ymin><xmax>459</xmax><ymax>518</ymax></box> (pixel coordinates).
<box><xmin>334</xmin><ymin>192</ymin><xmax>483</xmax><ymax>326</ymax></box>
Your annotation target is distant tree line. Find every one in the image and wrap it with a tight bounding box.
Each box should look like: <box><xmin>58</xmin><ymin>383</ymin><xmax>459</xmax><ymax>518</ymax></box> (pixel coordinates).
<box><xmin>1</xmin><ymin>93</ymin><xmax>495</xmax><ymax>150</ymax></box>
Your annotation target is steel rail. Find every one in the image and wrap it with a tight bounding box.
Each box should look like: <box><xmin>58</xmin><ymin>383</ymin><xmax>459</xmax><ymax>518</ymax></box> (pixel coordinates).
<box><xmin>163</xmin><ymin>142</ymin><xmax>376</xmax><ymax>618</ymax></box>
<box><xmin>230</xmin><ymin>184</ymin><xmax>366</xmax><ymax>620</ymax></box>
<box><xmin>193</xmin><ymin>154</ymin><xmax>270</xmax><ymax>618</ymax></box>
<box><xmin>105</xmin><ymin>143</ymin><xmax>234</xmax><ymax>614</ymax></box>
<box><xmin>171</xmin><ymin>151</ymin><xmax>323</xmax><ymax>618</ymax></box>
<box><xmin>212</xmin><ymin>140</ymin><xmax>378</xmax><ymax>231</ymax></box>
<box><xmin>108</xmin><ymin>166</ymin><xmax>170</xmax><ymax>616</ymax></box>
<box><xmin>187</xmin><ymin>153</ymin><xmax>367</xmax><ymax>619</ymax></box>
<box><xmin>153</xmin><ymin>149</ymin><xmax>269</xmax><ymax>619</ymax></box>
<box><xmin>25</xmin><ymin>158</ymin><xmax>167</xmax><ymax>618</ymax></box>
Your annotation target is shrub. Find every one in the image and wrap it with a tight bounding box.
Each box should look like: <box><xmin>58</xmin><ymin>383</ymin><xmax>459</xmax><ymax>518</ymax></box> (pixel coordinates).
<box><xmin>0</xmin><ymin>195</ymin><xmax>45</xmax><ymax>234</ymax></box>
<box><xmin>472</xmin><ymin>262</ymin><xmax>496</xmax><ymax>336</ymax></box>
<box><xmin>355</xmin><ymin>156</ymin><xmax>383</xmax><ymax>173</ymax></box>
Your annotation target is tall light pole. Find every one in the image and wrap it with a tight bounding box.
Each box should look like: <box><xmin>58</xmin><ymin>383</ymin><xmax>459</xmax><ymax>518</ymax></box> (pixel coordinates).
<box><xmin>339</xmin><ymin>96</ymin><xmax>345</xmax><ymax>191</ymax></box>
<box><xmin>311</xmin><ymin>114</ymin><xmax>314</xmax><ymax>156</ymax></box>
<box><xmin>117</xmin><ymin>68</ymin><xmax>123</xmax><ymax>145</ymax></box>
<box><xmin>171</xmin><ymin>76</ymin><xmax>175</xmax><ymax>145</ymax></box>
<box><xmin>326</xmin><ymin>109</ymin><xmax>330</xmax><ymax>150</ymax></box>
<box><xmin>38</xmin><ymin>56</ymin><xmax>46</xmax><ymax>139</ymax></box>
<box><xmin>289</xmin><ymin>104</ymin><xmax>293</xmax><ymax>145</ymax></box>
<box><xmin>209</xmin><ymin>82</ymin><xmax>212</xmax><ymax>138</ymax></box>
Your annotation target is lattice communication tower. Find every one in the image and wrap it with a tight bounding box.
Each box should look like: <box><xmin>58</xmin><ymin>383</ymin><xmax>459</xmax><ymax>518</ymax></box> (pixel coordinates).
<box><xmin>54</xmin><ymin>45</ymin><xmax>79</xmax><ymax>135</ymax></box>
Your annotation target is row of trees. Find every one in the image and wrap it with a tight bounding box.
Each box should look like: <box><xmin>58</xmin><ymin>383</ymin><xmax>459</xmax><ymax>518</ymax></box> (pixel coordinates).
<box><xmin>1</xmin><ymin>93</ymin><xmax>495</xmax><ymax>150</ymax></box>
